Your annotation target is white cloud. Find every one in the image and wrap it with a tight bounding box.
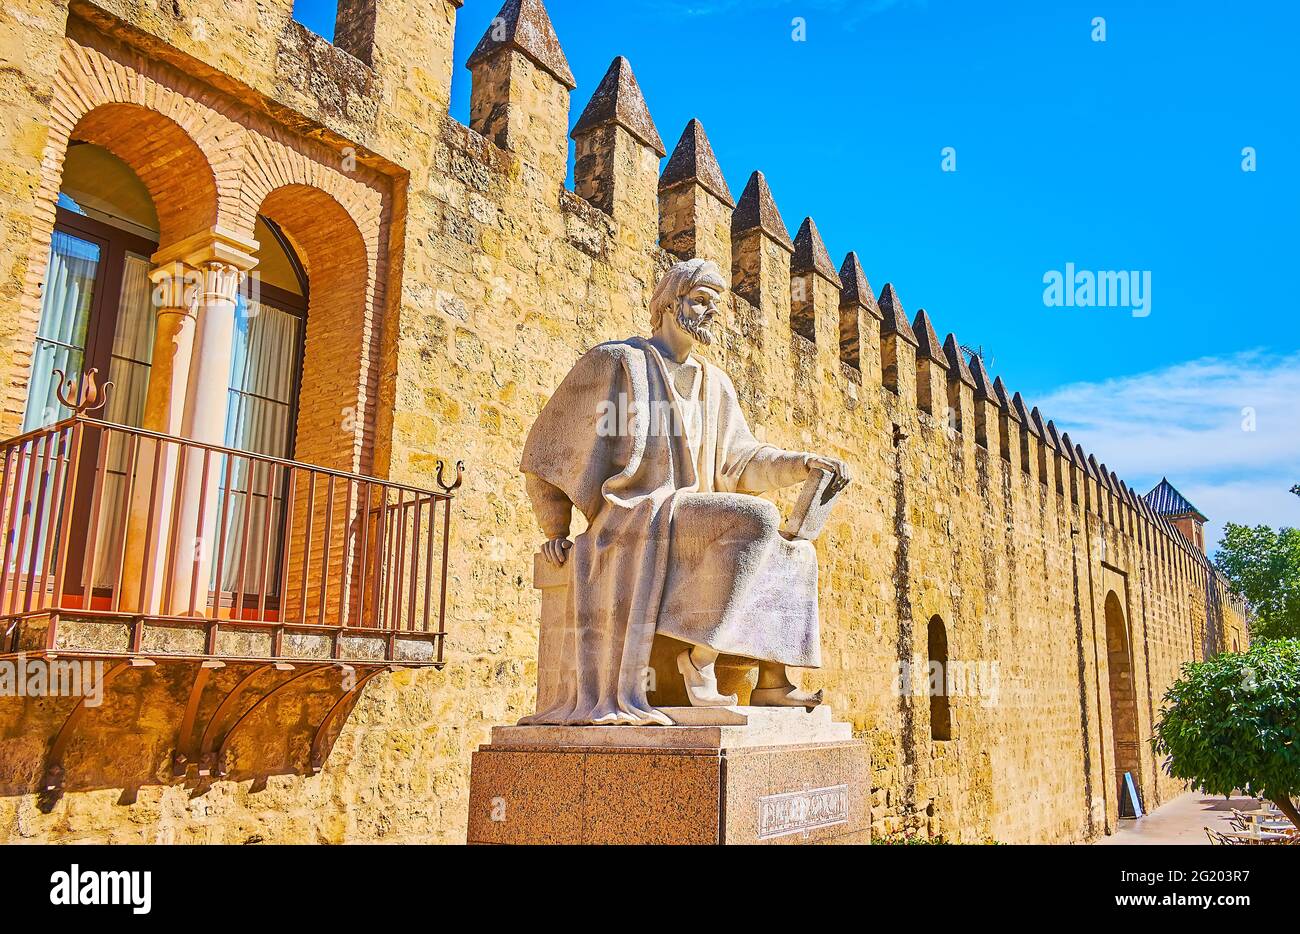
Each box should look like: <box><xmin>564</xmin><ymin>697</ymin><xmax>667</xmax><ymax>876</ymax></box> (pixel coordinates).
<box><xmin>1031</xmin><ymin>351</ymin><xmax>1300</xmax><ymax>552</ymax></box>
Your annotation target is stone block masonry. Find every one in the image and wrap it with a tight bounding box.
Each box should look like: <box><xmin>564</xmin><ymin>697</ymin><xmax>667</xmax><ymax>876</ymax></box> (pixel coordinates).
<box><xmin>0</xmin><ymin>0</ymin><xmax>1246</xmax><ymax>843</ymax></box>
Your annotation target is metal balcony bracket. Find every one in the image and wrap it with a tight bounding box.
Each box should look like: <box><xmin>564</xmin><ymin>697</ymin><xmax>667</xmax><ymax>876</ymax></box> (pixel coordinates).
<box><xmin>42</xmin><ymin>660</ymin><xmax>131</xmax><ymax>794</ymax></box>
<box><xmin>171</xmin><ymin>664</ymin><xmax>216</xmax><ymax>778</ymax></box>
<box><xmin>211</xmin><ymin>664</ymin><xmax>331</xmax><ymax>778</ymax></box>
<box><xmin>195</xmin><ymin>664</ymin><xmax>275</xmax><ymax>778</ymax></box>
<box><xmin>307</xmin><ymin>667</ymin><xmax>385</xmax><ymax>774</ymax></box>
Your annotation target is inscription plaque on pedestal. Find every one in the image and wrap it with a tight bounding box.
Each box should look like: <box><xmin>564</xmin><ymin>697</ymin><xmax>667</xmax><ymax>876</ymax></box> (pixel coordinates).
<box><xmin>758</xmin><ymin>784</ymin><xmax>849</xmax><ymax>840</ymax></box>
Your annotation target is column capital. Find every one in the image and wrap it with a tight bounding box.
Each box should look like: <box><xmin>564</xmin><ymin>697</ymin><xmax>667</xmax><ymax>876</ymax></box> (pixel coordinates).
<box><xmin>151</xmin><ymin>225</ymin><xmax>259</xmax><ymax>273</ymax></box>
<box><xmin>149</xmin><ymin>260</ymin><xmax>199</xmax><ymax>315</ymax></box>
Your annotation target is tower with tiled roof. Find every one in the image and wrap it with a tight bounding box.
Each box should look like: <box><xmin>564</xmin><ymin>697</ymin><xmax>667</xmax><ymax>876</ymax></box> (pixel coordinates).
<box><xmin>1145</xmin><ymin>478</ymin><xmax>1208</xmax><ymax>552</ymax></box>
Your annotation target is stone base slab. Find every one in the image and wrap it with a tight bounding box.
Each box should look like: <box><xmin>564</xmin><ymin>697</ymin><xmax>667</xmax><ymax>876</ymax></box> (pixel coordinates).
<box><xmin>490</xmin><ymin>704</ymin><xmax>852</xmax><ymax>750</ymax></box>
<box><xmin>467</xmin><ymin>723</ymin><xmax>870</xmax><ymax>845</ymax></box>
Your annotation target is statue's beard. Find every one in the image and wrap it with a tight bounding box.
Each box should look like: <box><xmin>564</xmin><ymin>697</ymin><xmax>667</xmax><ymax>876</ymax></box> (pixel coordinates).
<box><xmin>676</xmin><ymin>305</ymin><xmax>715</xmax><ymax>346</ymax></box>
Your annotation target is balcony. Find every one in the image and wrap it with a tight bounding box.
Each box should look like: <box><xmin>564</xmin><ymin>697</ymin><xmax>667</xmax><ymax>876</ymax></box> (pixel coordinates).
<box><xmin>1</xmin><ymin>414</ymin><xmax>460</xmax><ymax>670</ymax></box>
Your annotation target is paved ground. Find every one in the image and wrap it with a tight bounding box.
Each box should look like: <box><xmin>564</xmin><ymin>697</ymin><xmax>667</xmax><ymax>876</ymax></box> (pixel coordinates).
<box><xmin>1094</xmin><ymin>793</ymin><xmax>1266</xmax><ymax>845</ymax></box>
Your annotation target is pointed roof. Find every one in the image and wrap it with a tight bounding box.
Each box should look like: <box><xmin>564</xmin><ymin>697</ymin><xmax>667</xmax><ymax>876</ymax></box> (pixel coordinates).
<box><xmin>942</xmin><ymin>334</ymin><xmax>975</xmax><ymax>386</ymax></box>
<box><xmin>732</xmin><ymin>171</ymin><xmax>792</xmax><ymax>249</ymax></box>
<box><xmin>911</xmin><ymin>310</ymin><xmax>947</xmax><ymax>368</ymax></box>
<box><xmin>1012</xmin><ymin>392</ymin><xmax>1038</xmax><ymax>435</ymax></box>
<box><xmin>1144</xmin><ymin>478</ymin><xmax>1207</xmax><ymax>521</ymax></box>
<box><xmin>969</xmin><ymin>354</ymin><xmax>998</xmax><ymax>404</ymax></box>
<box><xmin>659</xmin><ymin>119</ymin><xmax>733</xmax><ymax>205</ymax></box>
<box><xmin>790</xmin><ymin>218</ymin><xmax>841</xmax><ymax>286</ymax></box>
<box><xmin>571</xmin><ymin>56</ymin><xmax>666</xmax><ymax>155</ymax></box>
<box><xmin>467</xmin><ymin>0</ymin><xmax>576</xmax><ymax>90</ymax></box>
<box><xmin>877</xmin><ymin>284</ymin><xmax>918</xmax><ymax>346</ymax></box>
<box><xmin>993</xmin><ymin>377</ymin><xmax>1020</xmax><ymax>421</ymax></box>
<box><xmin>838</xmin><ymin>253</ymin><xmax>881</xmax><ymax>318</ymax></box>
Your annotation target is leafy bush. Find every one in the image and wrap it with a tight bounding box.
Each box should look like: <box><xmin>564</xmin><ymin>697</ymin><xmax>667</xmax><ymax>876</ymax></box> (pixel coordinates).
<box><xmin>1154</xmin><ymin>639</ymin><xmax>1300</xmax><ymax>828</ymax></box>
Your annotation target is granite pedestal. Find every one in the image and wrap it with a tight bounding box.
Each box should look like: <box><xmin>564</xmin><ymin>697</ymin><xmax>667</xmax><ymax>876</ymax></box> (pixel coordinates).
<box><xmin>466</xmin><ymin>706</ymin><xmax>870</xmax><ymax>845</ymax></box>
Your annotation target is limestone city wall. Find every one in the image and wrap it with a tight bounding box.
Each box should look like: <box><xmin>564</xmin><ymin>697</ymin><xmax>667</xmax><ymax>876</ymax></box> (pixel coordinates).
<box><xmin>0</xmin><ymin>0</ymin><xmax>1246</xmax><ymax>844</ymax></box>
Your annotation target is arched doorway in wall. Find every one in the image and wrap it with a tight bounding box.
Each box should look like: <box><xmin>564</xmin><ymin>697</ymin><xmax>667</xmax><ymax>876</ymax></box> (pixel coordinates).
<box><xmin>18</xmin><ymin>103</ymin><xmax>311</xmax><ymax>608</ymax></box>
<box><xmin>14</xmin><ymin>103</ymin><xmax>221</xmax><ymax>602</ymax></box>
<box><xmin>1104</xmin><ymin>590</ymin><xmax>1142</xmax><ymax>816</ymax></box>
<box><xmin>220</xmin><ymin>183</ymin><xmax>370</xmax><ymax>623</ymax></box>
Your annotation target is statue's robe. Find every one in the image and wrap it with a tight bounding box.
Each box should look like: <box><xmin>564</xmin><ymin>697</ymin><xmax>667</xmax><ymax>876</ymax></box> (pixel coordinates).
<box><xmin>519</xmin><ymin>337</ymin><xmax>821</xmax><ymax>726</ymax></box>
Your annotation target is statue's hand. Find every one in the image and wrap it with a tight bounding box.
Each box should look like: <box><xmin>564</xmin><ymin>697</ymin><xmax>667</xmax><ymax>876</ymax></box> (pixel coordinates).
<box><xmin>807</xmin><ymin>455</ymin><xmax>852</xmax><ymax>496</ymax></box>
<box><xmin>541</xmin><ymin>537</ymin><xmax>573</xmax><ymax>566</ymax></box>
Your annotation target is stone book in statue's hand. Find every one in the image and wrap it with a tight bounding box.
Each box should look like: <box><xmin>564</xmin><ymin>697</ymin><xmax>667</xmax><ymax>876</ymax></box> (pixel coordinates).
<box><xmin>780</xmin><ymin>468</ymin><xmax>845</xmax><ymax>542</ymax></box>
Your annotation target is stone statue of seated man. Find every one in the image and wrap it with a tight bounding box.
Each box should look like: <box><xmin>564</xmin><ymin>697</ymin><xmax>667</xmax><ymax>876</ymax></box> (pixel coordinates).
<box><xmin>519</xmin><ymin>258</ymin><xmax>849</xmax><ymax>726</ymax></box>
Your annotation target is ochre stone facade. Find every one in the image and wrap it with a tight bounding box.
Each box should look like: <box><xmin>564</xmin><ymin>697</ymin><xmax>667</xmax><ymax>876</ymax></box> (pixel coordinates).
<box><xmin>0</xmin><ymin>0</ymin><xmax>1245</xmax><ymax>843</ymax></box>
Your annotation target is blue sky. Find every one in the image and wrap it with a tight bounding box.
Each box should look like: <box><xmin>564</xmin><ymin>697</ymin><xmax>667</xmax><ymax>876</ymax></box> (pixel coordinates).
<box><xmin>293</xmin><ymin>0</ymin><xmax>1300</xmax><ymax>547</ymax></box>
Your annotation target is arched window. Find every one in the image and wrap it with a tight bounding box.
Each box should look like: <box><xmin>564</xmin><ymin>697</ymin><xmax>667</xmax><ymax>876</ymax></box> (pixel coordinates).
<box><xmin>25</xmin><ymin>142</ymin><xmax>160</xmax><ymax>433</ymax></box>
<box><xmin>928</xmin><ymin>616</ymin><xmax>952</xmax><ymax>741</ymax></box>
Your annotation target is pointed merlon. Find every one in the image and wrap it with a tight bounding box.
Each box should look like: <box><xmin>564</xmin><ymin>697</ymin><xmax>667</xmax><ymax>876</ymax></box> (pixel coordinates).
<box><xmin>942</xmin><ymin>334</ymin><xmax>975</xmax><ymax>387</ymax></box>
<box><xmin>467</xmin><ymin>0</ymin><xmax>577</xmax><ymax>90</ymax></box>
<box><xmin>877</xmin><ymin>284</ymin><xmax>918</xmax><ymax>346</ymax></box>
<box><xmin>1012</xmin><ymin>392</ymin><xmax>1038</xmax><ymax>434</ymax></box>
<box><xmin>1059</xmin><ymin>431</ymin><xmax>1077</xmax><ymax>465</ymax></box>
<box><xmin>659</xmin><ymin>119</ymin><xmax>733</xmax><ymax>205</ymax></box>
<box><xmin>732</xmin><ymin>171</ymin><xmax>793</xmax><ymax>250</ymax></box>
<box><xmin>992</xmin><ymin>376</ymin><xmax>1019</xmax><ymax>420</ymax></box>
<box><xmin>838</xmin><ymin>252</ymin><xmax>881</xmax><ymax>319</ymax></box>
<box><xmin>969</xmin><ymin>353</ymin><xmax>998</xmax><ymax>404</ymax></box>
<box><xmin>571</xmin><ymin>56</ymin><xmax>666</xmax><ymax>155</ymax></box>
<box><xmin>1079</xmin><ymin>446</ymin><xmax>1094</xmax><ymax>475</ymax></box>
<box><xmin>1031</xmin><ymin>407</ymin><xmax>1055</xmax><ymax>448</ymax></box>
<box><xmin>911</xmin><ymin>310</ymin><xmax>948</xmax><ymax>368</ymax></box>
<box><xmin>1088</xmin><ymin>453</ymin><xmax>1102</xmax><ymax>480</ymax></box>
<box><xmin>791</xmin><ymin>218</ymin><xmax>842</xmax><ymax>286</ymax></box>
<box><xmin>1043</xmin><ymin>417</ymin><xmax>1063</xmax><ymax>453</ymax></box>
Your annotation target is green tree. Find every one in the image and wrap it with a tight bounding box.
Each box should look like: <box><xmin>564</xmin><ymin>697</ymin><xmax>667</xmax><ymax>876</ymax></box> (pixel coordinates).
<box><xmin>1214</xmin><ymin>523</ymin><xmax>1300</xmax><ymax>640</ymax></box>
<box><xmin>1154</xmin><ymin>640</ymin><xmax>1300</xmax><ymax>829</ymax></box>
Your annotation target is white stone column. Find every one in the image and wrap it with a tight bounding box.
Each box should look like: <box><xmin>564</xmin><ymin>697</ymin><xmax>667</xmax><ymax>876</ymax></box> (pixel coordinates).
<box><xmin>120</xmin><ymin>261</ymin><xmax>199</xmax><ymax>613</ymax></box>
<box><xmin>150</xmin><ymin>229</ymin><xmax>259</xmax><ymax>616</ymax></box>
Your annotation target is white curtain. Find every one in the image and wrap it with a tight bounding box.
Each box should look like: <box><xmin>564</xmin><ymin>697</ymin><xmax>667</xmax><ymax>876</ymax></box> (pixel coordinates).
<box><xmin>92</xmin><ymin>252</ymin><xmax>155</xmax><ymax>588</ymax></box>
<box><xmin>8</xmin><ymin>232</ymin><xmax>99</xmax><ymax>586</ymax></box>
<box><xmin>216</xmin><ymin>297</ymin><xmax>301</xmax><ymax>594</ymax></box>
<box><xmin>22</xmin><ymin>231</ymin><xmax>99</xmax><ymax>431</ymax></box>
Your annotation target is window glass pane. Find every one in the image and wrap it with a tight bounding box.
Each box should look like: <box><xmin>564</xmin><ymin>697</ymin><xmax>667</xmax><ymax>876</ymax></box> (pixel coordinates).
<box><xmin>216</xmin><ymin>294</ymin><xmax>302</xmax><ymax>597</ymax></box>
<box><xmin>104</xmin><ymin>251</ymin><xmax>155</xmax><ymax>429</ymax></box>
<box><xmin>225</xmin><ymin>297</ymin><xmax>300</xmax><ymax>456</ymax></box>
<box><xmin>23</xmin><ymin>231</ymin><xmax>100</xmax><ymax>430</ymax></box>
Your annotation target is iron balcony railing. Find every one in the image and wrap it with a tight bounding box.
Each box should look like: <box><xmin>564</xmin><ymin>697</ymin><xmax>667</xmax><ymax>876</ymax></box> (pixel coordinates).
<box><xmin>0</xmin><ymin>414</ymin><xmax>460</xmax><ymax>666</ymax></box>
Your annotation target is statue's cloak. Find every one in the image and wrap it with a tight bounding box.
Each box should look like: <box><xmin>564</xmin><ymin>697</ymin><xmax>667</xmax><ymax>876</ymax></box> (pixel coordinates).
<box><xmin>519</xmin><ymin>337</ymin><xmax>820</xmax><ymax>726</ymax></box>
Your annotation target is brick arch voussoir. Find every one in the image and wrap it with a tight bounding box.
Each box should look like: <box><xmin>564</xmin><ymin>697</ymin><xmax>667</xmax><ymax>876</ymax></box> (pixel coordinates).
<box><xmin>49</xmin><ymin>42</ymin><xmax>241</xmax><ymax>242</ymax></box>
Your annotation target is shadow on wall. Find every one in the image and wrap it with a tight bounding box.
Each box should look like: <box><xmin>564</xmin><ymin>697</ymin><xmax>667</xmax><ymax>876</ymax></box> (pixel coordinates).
<box><xmin>0</xmin><ymin>660</ymin><xmax>370</xmax><ymax>811</ymax></box>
